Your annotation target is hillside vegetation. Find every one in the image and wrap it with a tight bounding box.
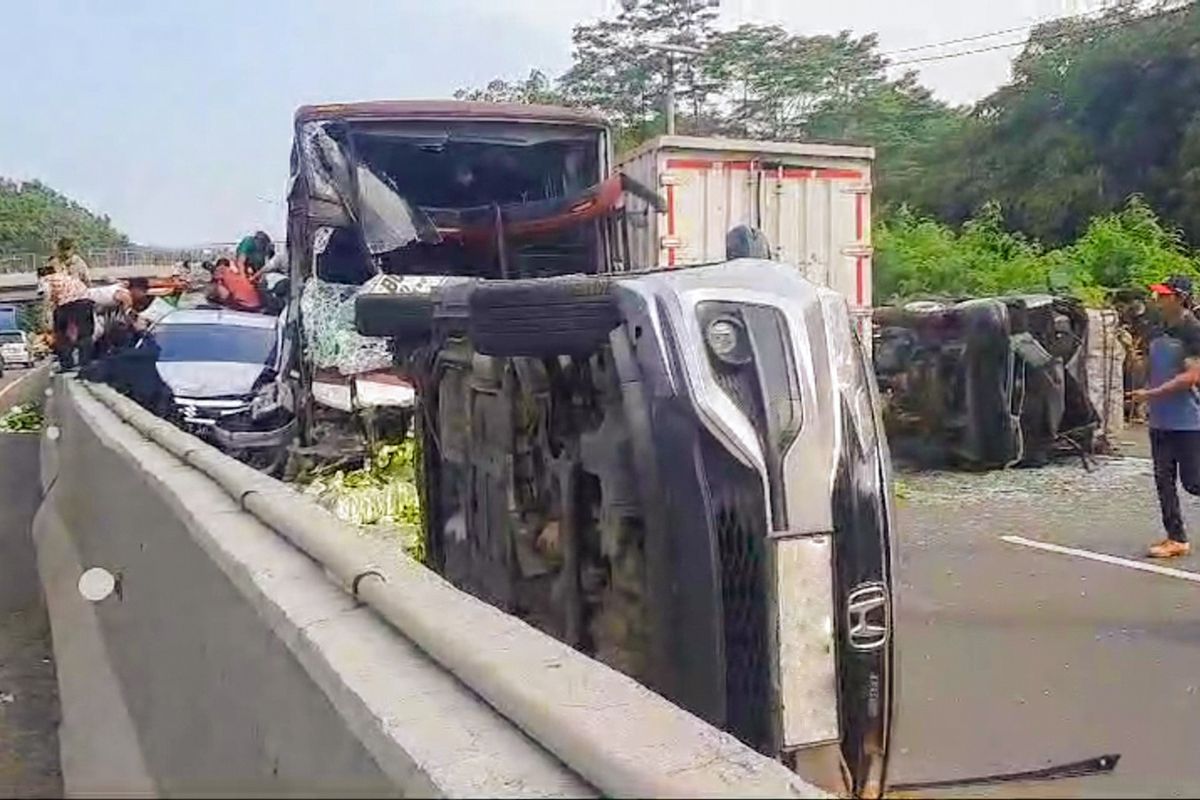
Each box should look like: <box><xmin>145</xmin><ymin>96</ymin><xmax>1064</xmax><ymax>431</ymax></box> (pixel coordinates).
<box><xmin>0</xmin><ymin>178</ymin><xmax>128</xmax><ymax>257</ymax></box>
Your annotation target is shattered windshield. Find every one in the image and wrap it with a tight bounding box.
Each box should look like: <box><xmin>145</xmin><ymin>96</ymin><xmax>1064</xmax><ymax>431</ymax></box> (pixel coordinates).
<box><xmin>154</xmin><ymin>324</ymin><xmax>276</xmax><ymax>365</ymax></box>
<box><xmin>348</xmin><ymin>129</ymin><xmax>600</xmax><ymax>210</ymax></box>
<box><xmin>297</xmin><ymin>119</ymin><xmax>607</xmax><ymax>280</ymax></box>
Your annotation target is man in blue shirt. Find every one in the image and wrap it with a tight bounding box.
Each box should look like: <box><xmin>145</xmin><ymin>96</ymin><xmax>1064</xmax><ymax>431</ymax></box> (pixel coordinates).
<box><xmin>1131</xmin><ymin>275</ymin><xmax>1200</xmax><ymax>558</ymax></box>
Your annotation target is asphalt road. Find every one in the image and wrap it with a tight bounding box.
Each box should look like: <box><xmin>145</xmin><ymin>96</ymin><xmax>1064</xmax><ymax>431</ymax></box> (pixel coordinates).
<box><xmin>0</xmin><ymin>370</ymin><xmax>61</xmax><ymax>799</ymax></box>
<box><xmin>0</xmin><ymin>370</ymin><xmax>30</xmax><ymax>401</ymax></box>
<box><xmin>890</xmin><ymin>455</ymin><xmax>1200</xmax><ymax>797</ymax></box>
<box><xmin>2</xmin><ymin>364</ymin><xmax>1196</xmax><ymax>797</ymax></box>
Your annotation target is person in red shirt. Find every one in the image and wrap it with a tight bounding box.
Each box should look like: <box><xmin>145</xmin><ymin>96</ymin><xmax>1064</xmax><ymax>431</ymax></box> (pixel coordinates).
<box><xmin>209</xmin><ymin>256</ymin><xmax>262</xmax><ymax>312</ymax></box>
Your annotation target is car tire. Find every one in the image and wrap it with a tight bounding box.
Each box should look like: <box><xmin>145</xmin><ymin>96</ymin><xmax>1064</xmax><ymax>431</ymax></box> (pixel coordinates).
<box><xmin>355</xmin><ymin>293</ymin><xmax>435</xmax><ymax>343</ymax></box>
<box><xmin>467</xmin><ymin>276</ymin><xmax>621</xmax><ymax>358</ymax></box>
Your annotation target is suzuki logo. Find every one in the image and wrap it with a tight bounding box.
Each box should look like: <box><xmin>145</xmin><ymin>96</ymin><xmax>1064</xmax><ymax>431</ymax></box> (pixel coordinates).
<box><xmin>846</xmin><ymin>583</ymin><xmax>890</xmax><ymax>652</ymax></box>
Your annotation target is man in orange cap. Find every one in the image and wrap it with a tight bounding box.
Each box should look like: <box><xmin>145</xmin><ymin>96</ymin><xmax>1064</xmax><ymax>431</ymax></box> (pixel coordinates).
<box><xmin>1131</xmin><ymin>275</ymin><xmax>1200</xmax><ymax>557</ymax></box>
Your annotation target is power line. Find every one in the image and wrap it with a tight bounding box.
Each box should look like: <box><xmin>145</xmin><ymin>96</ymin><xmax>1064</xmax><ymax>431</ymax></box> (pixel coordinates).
<box><xmin>888</xmin><ymin>38</ymin><xmax>1038</xmax><ymax>66</ymax></box>
<box><xmin>884</xmin><ymin>24</ymin><xmax>1050</xmax><ymax>57</ymax></box>
<box><xmin>886</xmin><ymin>3</ymin><xmax>1192</xmax><ymax>67</ymax></box>
<box><xmin>881</xmin><ymin>6</ymin><xmax>1106</xmax><ymax>57</ymax></box>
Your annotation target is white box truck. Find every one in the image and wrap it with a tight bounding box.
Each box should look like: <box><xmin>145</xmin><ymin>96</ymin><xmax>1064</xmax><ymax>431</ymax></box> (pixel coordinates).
<box><xmin>617</xmin><ymin>135</ymin><xmax>875</xmax><ymax>330</ymax></box>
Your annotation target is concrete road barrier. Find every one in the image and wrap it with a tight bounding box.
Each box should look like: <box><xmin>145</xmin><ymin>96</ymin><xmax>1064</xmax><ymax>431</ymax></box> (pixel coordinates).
<box><xmin>36</xmin><ymin>377</ymin><xmax>826</xmax><ymax>798</ymax></box>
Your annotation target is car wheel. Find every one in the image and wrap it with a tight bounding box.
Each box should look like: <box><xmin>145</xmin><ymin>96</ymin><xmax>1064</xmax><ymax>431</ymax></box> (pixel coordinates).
<box><xmin>467</xmin><ymin>276</ymin><xmax>621</xmax><ymax>358</ymax></box>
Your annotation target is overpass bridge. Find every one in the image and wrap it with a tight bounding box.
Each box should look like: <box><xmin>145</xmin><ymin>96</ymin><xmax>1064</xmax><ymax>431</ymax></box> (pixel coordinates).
<box><xmin>0</xmin><ymin>369</ymin><xmax>825</xmax><ymax>798</ymax></box>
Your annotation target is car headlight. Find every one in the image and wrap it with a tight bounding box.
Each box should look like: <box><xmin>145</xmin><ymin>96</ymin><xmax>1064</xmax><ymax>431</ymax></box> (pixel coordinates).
<box><xmin>704</xmin><ymin>316</ymin><xmax>752</xmax><ymax>365</ymax></box>
<box><xmin>249</xmin><ymin>382</ymin><xmax>280</xmax><ymax>421</ymax></box>
<box><xmin>697</xmin><ymin>301</ymin><xmax>803</xmax><ymax>531</ymax></box>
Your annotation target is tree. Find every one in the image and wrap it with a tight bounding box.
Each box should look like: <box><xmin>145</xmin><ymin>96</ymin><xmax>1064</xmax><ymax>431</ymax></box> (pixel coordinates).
<box><xmin>0</xmin><ymin>178</ymin><xmax>128</xmax><ymax>257</ymax></box>
<box><xmin>459</xmin><ymin>0</ymin><xmax>722</xmax><ymax>147</ymax></box>
<box><xmin>701</xmin><ymin>26</ymin><xmax>964</xmax><ymax>203</ymax></box>
<box><xmin>905</xmin><ymin>2</ymin><xmax>1200</xmax><ymax>245</ymax></box>
<box><xmin>453</xmin><ymin>70</ymin><xmax>563</xmax><ymax>105</ymax></box>
<box><xmin>560</xmin><ymin>0</ymin><xmax>720</xmax><ymax>136</ymax></box>
<box><xmin>704</xmin><ymin>27</ymin><xmax>893</xmax><ymax>139</ymax></box>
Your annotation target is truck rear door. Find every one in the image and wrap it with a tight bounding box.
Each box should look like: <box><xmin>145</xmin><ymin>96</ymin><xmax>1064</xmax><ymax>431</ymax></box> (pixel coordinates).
<box><xmin>656</xmin><ymin>156</ymin><xmax>873</xmax><ymax>337</ymax></box>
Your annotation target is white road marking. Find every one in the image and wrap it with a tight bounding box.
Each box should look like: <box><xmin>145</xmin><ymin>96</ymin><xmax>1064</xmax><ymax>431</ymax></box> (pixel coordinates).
<box><xmin>1001</xmin><ymin>535</ymin><xmax>1200</xmax><ymax>584</ymax></box>
<box><xmin>0</xmin><ymin>367</ymin><xmax>41</xmax><ymax>403</ymax></box>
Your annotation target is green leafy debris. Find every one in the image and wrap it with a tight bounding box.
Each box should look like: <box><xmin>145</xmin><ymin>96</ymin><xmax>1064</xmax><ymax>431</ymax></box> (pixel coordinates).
<box><xmin>301</xmin><ymin>439</ymin><xmax>424</xmax><ymax>562</ymax></box>
<box><xmin>0</xmin><ymin>403</ymin><xmax>43</xmax><ymax>433</ymax></box>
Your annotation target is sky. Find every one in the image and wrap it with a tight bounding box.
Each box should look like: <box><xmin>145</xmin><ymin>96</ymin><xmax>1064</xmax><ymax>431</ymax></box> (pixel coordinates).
<box><xmin>0</xmin><ymin>0</ymin><xmax>1104</xmax><ymax>247</ymax></box>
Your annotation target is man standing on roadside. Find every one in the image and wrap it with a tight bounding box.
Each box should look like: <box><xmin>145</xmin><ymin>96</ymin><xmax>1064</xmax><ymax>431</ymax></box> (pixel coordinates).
<box><xmin>37</xmin><ymin>263</ymin><xmax>95</xmax><ymax>370</ymax></box>
<box><xmin>1131</xmin><ymin>275</ymin><xmax>1200</xmax><ymax>558</ymax></box>
<box><xmin>48</xmin><ymin>237</ymin><xmax>91</xmax><ymax>284</ymax></box>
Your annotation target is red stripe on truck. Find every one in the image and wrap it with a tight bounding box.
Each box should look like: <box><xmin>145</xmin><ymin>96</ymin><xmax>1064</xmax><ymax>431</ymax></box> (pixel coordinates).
<box><xmin>855</xmin><ymin>193</ymin><xmax>865</xmax><ymax>306</ymax></box>
<box><xmin>667</xmin><ymin>158</ymin><xmax>728</xmax><ymax>171</ymax></box>
<box><xmin>666</xmin><ymin>184</ymin><xmax>677</xmax><ymax>267</ymax></box>
<box><xmin>665</xmin><ymin>158</ymin><xmax>861</xmax><ymax>180</ymax></box>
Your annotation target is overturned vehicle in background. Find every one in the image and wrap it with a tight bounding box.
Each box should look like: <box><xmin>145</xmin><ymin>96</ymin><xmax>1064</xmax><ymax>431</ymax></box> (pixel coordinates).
<box><xmin>285</xmin><ymin>101</ymin><xmax>896</xmax><ymax>796</ymax></box>
<box><xmin>873</xmin><ymin>295</ymin><xmax>1125</xmax><ymax>469</ymax></box>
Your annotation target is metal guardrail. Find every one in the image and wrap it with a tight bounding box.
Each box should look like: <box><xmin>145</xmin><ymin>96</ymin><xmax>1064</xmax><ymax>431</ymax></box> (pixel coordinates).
<box><xmin>0</xmin><ymin>244</ymin><xmax>241</xmax><ymax>274</ymax></box>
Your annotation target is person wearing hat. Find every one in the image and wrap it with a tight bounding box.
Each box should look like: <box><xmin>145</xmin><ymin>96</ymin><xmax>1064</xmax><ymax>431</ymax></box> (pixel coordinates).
<box><xmin>1130</xmin><ymin>275</ymin><xmax>1200</xmax><ymax>557</ymax></box>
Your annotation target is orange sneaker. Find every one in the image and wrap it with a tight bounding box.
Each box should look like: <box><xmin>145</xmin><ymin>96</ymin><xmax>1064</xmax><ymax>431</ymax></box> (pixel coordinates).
<box><xmin>1148</xmin><ymin>539</ymin><xmax>1191</xmax><ymax>558</ymax></box>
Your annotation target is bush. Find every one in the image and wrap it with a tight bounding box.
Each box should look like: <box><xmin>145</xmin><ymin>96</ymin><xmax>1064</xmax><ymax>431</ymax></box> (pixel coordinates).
<box><xmin>875</xmin><ymin>202</ymin><xmax>1048</xmax><ymax>301</ymax></box>
<box><xmin>874</xmin><ymin>196</ymin><xmax>1200</xmax><ymax>305</ymax></box>
<box><xmin>1061</xmin><ymin>196</ymin><xmax>1199</xmax><ymax>299</ymax></box>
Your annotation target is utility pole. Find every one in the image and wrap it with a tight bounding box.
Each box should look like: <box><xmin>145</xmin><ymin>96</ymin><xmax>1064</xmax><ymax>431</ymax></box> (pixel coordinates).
<box><xmin>665</xmin><ymin>54</ymin><xmax>676</xmax><ymax>135</ymax></box>
<box><xmin>642</xmin><ymin>42</ymin><xmax>705</xmax><ymax>136</ymax></box>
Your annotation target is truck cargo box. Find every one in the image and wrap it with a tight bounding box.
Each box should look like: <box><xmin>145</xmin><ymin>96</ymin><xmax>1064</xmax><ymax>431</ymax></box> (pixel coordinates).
<box><xmin>616</xmin><ymin>135</ymin><xmax>875</xmax><ymax>328</ymax></box>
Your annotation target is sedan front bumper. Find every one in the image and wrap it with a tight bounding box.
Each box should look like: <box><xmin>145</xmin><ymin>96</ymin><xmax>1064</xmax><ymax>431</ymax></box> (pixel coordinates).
<box><xmin>211</xmin><ymin>417</ymin><xmax>298</xmax><ymax>450</ymax></box>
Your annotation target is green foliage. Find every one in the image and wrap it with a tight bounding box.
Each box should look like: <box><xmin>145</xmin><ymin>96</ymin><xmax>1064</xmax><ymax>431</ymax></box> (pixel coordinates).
<box><xmin>0</xmin><ymin>178</ymin><xmax>128</xmax><ymax>256</ymax></box>
<box><xmin>454</xmin><ymin>0</ymin><xmax>1200</xmax><ymax>304</ymax></box>
<box><xmin>1065</xmin><ymin>196</ymin><xmax>1198</xmax><ymax>288</ymax></box>
<box><xmin>455</xmin><ymin>1</ymin><xmax>961</xmax><ymax>168</ymax></box>
<box><xmin>0</xmin><ymin>403</ymin><xmax>44</xmax><ymax>433</ymax></box>
<box><xmin>301</xmin><ymin>439</ymin><xmax>425</xmax><ymax>562</ymax></box>
<box><xmin>453</xmin><ymin>70</ymin><xmax>563</xmax><ymax>106</ymax></box>
<box><xmin>561</xmin><ymin>0</ymin><xmax>719</xmax><ymax>135</ymax></box>
<box><xmin>875</xmin><ymin>203</ymin><xmax>1048</xmax><ymax>301</ymax></box>
<box><xmin>905</xmin><ymin>2</ymin><xmax>1200</xmax><ymax>245</ymax></box>
<box><xmin>875</xmin><ymin>197</ymin><xmax>1200</xmax><ymax>305</ymax></box>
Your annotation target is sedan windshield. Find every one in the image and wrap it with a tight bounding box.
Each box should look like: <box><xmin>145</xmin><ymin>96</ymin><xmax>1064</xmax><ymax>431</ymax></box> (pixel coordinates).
<box><xmin>154</xmin><ymin>323</ymin><xmax>276</xmax><ymax>364</ymax></box>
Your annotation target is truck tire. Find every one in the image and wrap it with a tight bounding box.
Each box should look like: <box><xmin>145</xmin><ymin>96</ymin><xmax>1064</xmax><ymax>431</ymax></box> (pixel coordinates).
<box><xmin>355</xmin><ymin>293</ymin><xmax>435</xmax><ymax>343</ymax></box>
<box><xmin>468</xmin><ymin>276</ymin><xmax>622</xmax><ymax>358</ymax></box>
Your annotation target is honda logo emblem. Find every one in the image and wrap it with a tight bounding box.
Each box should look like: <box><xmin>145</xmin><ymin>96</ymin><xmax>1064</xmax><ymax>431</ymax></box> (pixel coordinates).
<box><xmin>846</xmin><ymin>583</ymin><xmax>890</xmax><ymax>652</ymax></box>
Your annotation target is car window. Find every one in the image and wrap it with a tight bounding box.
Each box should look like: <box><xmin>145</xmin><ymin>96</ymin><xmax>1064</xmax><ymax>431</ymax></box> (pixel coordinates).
<box><xmin>154</xmin><ymin>323</ymin><xmax>276</xmax><ymax>364</ymax></box>
<box><xmin>0</xmin><ymin>332</ymin><xmax>24</xmax><ymax>344</ymax></box>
